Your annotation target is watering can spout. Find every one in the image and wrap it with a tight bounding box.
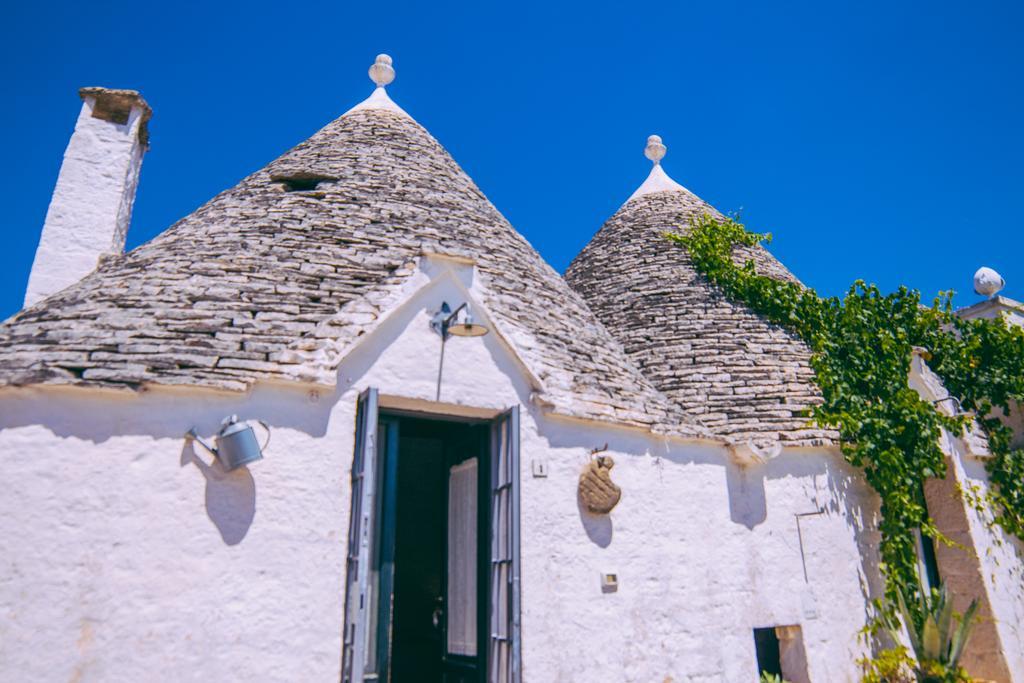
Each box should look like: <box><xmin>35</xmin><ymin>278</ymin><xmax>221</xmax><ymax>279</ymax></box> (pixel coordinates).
<box><xmin>185</xmin><ymin>417</ymin><xmax>270</xmax><ymax>472</ymax></box>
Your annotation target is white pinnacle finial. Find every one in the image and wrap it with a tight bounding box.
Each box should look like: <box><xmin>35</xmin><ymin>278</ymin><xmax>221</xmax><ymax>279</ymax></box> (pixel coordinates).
<box><xmin>369</xmin><ymin>54</ymin><xmax>395</xmax><ymax>87</ymax></box>
<box><xmin>345</xmin><ymin>53</ymin><xmax>410</xmax><ymax>118</ymax></box>
<box><xmin>974</xmin><ymin>266</ymin><xmax>1005</xmax><ymax>298</ymax></box>
<box><xmin>627</xmin><ymin>134</ymin><xmax>687</xmax><ymax>202</ymax></box>
<box><xmin>645</xmin><ymin>135</ymin><xmax>667</xmax><ymax>164</ymax></box>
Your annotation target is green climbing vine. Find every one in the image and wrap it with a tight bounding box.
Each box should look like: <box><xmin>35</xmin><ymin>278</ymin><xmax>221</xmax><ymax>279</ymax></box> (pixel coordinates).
<box><xmin>665</xmin><ymin>214</ymin><xmax>1024</xmax><ymax>602</ymax></box>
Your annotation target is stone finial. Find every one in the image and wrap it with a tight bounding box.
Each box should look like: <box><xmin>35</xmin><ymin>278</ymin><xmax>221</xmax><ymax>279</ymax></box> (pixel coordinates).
<box><xmin>345</xmin><ymin>54</ymin><xmax>408</xmax><ymax>118</ymax></box>
<box><xmin>627</xmin><ymin>134</ymin><xmax>687</xmax><ymax>202</ymax></box>
<box><xmin>369</xmin><ymin>54</ymin><xmax>395</xmax><ymax>87</ymax></box>
<box><xmin>974</xmin><ymin>266</ymin><xmax>1005</xmax><ymax>298</ymax></box>
<box><xmin>644</xmin><ymin>135</ymin><xmax>667</xmax><ymax>165</ymax></box>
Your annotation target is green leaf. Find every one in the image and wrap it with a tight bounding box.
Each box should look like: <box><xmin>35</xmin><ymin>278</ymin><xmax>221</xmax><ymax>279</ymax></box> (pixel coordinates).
<box><xmin>896</xmin><ymin>589</ymin><xmax>923</xmax><ymax>659</ymax></box>
<box><xmin>921</xmin><ymin>615</ymin><xmax>941</xmax><ymax>659</ymax></box>
<box><xmin>663</xmin><ymin>214</ymin><xmax>1024</xmax><ymax>601</ymax></box>
<box><xmin>935</xmin><ymin>587</ymin><xmax>954</xmax><ymax>653</ymax></box>
<box><xmin>949</xmin><ymin>599</ymin><xmax>979</xmax><ymax>666</ymax></box>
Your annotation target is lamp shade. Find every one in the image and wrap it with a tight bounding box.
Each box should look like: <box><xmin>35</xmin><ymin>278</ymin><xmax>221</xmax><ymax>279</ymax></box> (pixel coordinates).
<box><xmin>448</xmin><ymin>308</ymin><xmax>488</xmax><ymax>337</ymax></box>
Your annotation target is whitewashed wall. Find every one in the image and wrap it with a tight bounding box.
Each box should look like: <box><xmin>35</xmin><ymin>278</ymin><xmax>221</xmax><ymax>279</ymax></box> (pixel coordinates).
<box><xmin>0</xmin><ymin>265</ymin><xmax>888</xmax><ymax>682</ymax></box>
<box><xmin>519</xmin><ymin>425</ymin><xmax>882</xmax><ymax>682</ymax></box>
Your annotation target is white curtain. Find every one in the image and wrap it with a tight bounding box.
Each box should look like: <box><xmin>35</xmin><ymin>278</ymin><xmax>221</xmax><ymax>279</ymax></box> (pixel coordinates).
<box><xmin>447</xmin><ymin>458</ymin><xmax>478</xmax><ymax>656</ymax></box>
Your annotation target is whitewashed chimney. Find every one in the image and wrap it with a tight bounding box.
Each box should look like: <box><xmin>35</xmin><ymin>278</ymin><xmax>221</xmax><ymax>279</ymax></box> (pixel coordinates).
<box><xmin>24</xmin><ymin>87</ymin><xmax>151</xmax><ymax>307</ymax></box>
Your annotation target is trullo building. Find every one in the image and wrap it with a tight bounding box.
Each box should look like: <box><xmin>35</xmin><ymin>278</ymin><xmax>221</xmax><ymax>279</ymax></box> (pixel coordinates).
<box><xmin>1</xmin><ymin>55</ymin><xmax>1022</xmax><ymax>682</ymax></box>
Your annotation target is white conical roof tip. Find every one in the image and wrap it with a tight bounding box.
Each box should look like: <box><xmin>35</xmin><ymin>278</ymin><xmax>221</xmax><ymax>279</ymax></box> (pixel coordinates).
<box><xmin>345</xmin><ymin>53</ymin><xmax>410</xmax><ymax>118</ymax></box>
<box><xmin>369</xmin><ymin>54</ymin><xmax>395</xmax><ymax>87</ymax></box>
<box><xmin>626</xmin><ymin>134</ymin><xmax>688</xmax><ymax>203</ymax></box>
<box><xmin>645</xmin><ymin>135</ymin><xmax>667</xmax><ymax>164</ymax></box>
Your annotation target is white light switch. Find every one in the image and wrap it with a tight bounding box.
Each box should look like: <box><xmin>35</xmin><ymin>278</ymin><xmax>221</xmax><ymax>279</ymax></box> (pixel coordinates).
<box><xmin>531</xmin><ymin>459</ymin><xmax>548</xmax><ymax>478</ymax></box>
<box><xmin>801</xmin><ymin>588</ymin><xmax>819</xmax><ymax>620</ymax></box>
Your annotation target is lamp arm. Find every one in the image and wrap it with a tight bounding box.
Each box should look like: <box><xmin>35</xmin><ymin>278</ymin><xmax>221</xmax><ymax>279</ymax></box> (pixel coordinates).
<box><xmin>442</xmin><ymin>302</ymin><xmax>469</xmax><ymax>332</ymax></box>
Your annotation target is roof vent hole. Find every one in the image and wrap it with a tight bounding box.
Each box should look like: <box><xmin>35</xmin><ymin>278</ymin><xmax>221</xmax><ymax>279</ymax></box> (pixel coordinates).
<box><xmin>271</xmin><ymin>173</ymin><xmax>337</xmax><ymax>193</ymax></box>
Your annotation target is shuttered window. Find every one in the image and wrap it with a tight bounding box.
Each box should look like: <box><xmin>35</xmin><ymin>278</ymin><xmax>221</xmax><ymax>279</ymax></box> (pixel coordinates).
<box><xmin>489</xmin><ymin>407</ymin><xmax>521</xmax><ymax>683</ymax></box>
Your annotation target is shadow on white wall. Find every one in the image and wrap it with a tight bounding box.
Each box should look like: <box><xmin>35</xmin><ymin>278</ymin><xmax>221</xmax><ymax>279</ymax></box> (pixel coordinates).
<box><xmin>180</xmin><ymin>441</ymin><xmax>256</xmax><ymax>545</ymax></box>
<box><xmin>577</xmin><ymin>493</ymin><xmax>613</xmax><ymax>548</ymax></box>
<box><xmin>726</xmin><ymin>464</ymin><xmax>769</xmax><ymax>529</ymax></box>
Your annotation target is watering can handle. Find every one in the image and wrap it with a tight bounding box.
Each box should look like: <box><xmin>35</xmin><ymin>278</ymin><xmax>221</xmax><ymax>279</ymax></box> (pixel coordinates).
<box><xmin>256</xmin><ymin>420</ymin><xmax>271</xmax><ymax>452</ymax></box>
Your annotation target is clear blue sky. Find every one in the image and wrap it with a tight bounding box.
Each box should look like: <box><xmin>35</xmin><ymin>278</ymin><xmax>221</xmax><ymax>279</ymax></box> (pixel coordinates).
<box><xmin>2</xmin><ymin>1</ymin><xmax>1021</xmax><ymax>321</ymax></box>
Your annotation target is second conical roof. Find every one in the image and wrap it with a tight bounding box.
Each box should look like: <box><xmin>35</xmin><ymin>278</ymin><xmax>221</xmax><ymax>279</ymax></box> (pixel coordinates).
<box><xmin>566</xmin><ymin>153</ymin><xmax>836</xmax><ymax>447</ymax></box>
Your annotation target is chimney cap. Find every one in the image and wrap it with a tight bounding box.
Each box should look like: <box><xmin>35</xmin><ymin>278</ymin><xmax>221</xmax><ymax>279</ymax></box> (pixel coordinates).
<box><xmin>78</xmin><ymin>87</ymin><xmax>152</xmax><ymax>146</ymax></box>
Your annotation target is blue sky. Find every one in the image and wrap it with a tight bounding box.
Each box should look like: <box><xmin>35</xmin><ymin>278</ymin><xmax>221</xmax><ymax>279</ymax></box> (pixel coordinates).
<box><xmin>2</xmin><ymin>1</ymin><xmax>1021</xmax><ymax>320</ymax></box>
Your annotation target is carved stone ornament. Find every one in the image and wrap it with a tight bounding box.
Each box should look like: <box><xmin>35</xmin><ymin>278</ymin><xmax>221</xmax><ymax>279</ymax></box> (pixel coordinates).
<box><xmin>578</xmin><ymin>455</ymin><xmax>622</xmax><ymax>515</ymax></box>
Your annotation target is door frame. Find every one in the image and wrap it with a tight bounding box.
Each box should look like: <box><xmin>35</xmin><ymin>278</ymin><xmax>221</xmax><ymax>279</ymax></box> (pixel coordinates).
<box><xmin>341</xmin><ymin>391</ymin><xmax>521</xmax><ymax>683</ymax></box>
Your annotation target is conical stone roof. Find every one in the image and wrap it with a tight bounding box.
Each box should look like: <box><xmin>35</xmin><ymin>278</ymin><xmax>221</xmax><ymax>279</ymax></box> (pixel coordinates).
<box><xmin>0</xmin><ymin>82</ymin><xmax>705</xmax><ymax>436</ymax></box>
<box><xmin>565</xmin><ymin>146</ymin><xmax>837</xmax><ymax>447</ymax></box>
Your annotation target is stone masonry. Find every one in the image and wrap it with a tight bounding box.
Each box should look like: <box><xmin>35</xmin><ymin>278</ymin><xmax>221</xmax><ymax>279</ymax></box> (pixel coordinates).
<box><xmin>0</xmin><ymin>107</ymin><xmax>704</xmax><ymax>437</ymax></box>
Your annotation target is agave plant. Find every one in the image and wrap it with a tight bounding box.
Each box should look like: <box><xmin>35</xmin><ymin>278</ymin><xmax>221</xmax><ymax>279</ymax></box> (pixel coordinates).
<box><xmin>887</xmin><ymin>583</ymin><xmax>979</xmax><ymax>682</ymax></box>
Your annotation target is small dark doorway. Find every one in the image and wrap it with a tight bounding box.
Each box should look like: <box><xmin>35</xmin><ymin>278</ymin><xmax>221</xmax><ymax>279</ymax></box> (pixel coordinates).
<box><xmin>753</xmin><ymin>627</ymin><xmax>782</xmax><ymax>678</ymax></box>
<box><xmin>382</xmin><ymin>415</ymin><xmax>489</xmax><ymax>683</ymax></box>
<box><xmin>753</xmin><ymin>625</ymin><xmax>810</xmax><ymax>683</ymax></box>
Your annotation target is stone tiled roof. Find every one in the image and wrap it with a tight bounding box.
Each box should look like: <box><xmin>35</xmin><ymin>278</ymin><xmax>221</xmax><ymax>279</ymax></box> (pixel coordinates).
<box><xmin>565</xmin><ymin>188</ymin><xmax>838</xmax><ymax>447</ymax></box>
<box><xmin>0</xmin><ymin>106</ymin><xmax>707</xmax><ymax>437</ymax></box>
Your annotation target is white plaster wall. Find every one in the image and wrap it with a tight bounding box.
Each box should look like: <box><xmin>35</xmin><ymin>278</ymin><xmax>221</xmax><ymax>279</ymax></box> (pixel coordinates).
<box><xmin>24</xmin><ymin>96</ymin><xmax>146</xmax><ymax>307</ymax></box>
<box><xmin>1</xmin><ymin>266</ymin><xmax>888</xmax><ymax>682</ymax></box>
<box><xmin>0</xmin><ymin>384</ymin><xmax>354</xmax><ymax>682</ymax></box>
<box><xmin>517</xmin><ymin>424</ymin><xmax>882</xmax><ymax>683</ymax></box>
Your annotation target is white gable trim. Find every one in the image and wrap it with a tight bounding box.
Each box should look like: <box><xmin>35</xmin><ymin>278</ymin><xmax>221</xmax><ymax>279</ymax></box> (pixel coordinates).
<box><xmin>272</xmin><ymin>254</ymin><xmax>546</xmax><ymax>396</ymax></box>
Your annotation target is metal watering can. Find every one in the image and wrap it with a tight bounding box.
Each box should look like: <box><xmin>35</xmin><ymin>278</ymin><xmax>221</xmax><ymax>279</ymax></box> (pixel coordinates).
<box><xmin>187</xmin><ymin>415</ymin><xmax>270</xmax><ymax>471</ymax></box>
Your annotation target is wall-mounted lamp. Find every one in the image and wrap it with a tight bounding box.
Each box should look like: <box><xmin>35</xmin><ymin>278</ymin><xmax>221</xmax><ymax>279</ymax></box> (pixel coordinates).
<box><xmin>430</xmin><ymin>301</ymin><xmax>489</xmax><ymax>339</ymax></box>
<box><xmin>186</xmin><ymin>415</ymin><xmax>270</xmax><ymax>471</ymax></box>
<box><xmin>932</xmin><ymin>396</ymin><xmax>975</xmax><ymax>418</ymax></box>
<box><xmin>430</xmin><ymin>301</ymin><xmax>489</xmax><ymax>401</ymax></box>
